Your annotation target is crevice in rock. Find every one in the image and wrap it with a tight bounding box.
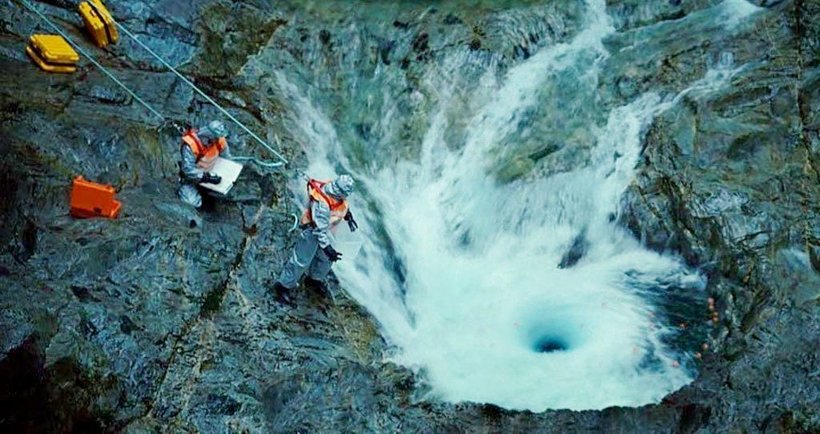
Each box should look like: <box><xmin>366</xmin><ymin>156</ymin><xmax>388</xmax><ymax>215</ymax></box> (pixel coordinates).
<box><xmin>199</xmin><ymin>248</ymin><xmax>245</xmax><ymax>318</ymax></box>
<box><xmin>793</xmin><ymin>0</ymin><xmax>819</xmax><ymax>283</ymax></box>
<box><xmin>133</xmin><ymin>203</ymin><xmax>269</xmax><ymax>425</ymax></box>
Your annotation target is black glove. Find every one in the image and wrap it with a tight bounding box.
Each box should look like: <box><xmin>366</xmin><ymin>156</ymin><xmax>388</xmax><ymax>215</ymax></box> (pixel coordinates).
<box><xmin>344</xmin><ymin>210</ymin><xmax>358</xmax><ymax>232</ymax></box>
<box><xmin>201</xmin><ymin>172</ymin><xmax>222</xmax><ymax>184</ymax></box>
<box><xmin>322</xmin><ymin>245</ymin><xmax>342</xmax><ymax>262</ymax></box>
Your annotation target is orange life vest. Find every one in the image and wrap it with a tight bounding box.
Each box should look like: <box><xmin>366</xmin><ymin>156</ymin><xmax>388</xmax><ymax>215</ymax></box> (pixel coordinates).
<box><xmin>300</xmin><ymin>179</ymin><xmax>349</xmax><ymax>227</ymax></box>
<box><xmin>182</xmin><ymin>129</ymin><xmax>227</xmax><ymax>172</ymax></box>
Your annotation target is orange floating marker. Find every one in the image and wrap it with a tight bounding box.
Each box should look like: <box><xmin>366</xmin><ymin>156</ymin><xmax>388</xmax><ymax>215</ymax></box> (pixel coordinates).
<box><xmin>70</xmin><ymin>176</ymin><xmax>121</xmax><ymax>219</ymax></box>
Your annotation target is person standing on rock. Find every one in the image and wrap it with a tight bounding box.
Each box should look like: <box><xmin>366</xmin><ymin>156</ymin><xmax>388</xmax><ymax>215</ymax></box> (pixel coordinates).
<box><xmin>273</xmin><ymin>175</ymin><xmax>358</xmax><ymax>306</ymax></box>
<box><xmin>178</xmin><ymin>120</ymin><xmax>232</xmax><ymax>208</ymax></box>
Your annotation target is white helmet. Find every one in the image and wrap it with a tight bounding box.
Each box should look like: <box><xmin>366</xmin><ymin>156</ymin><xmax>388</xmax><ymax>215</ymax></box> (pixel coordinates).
<box><xmin>332</xmin><ymin>175</ymin><xmax>355</xmax><ymax>197</ymax></box>
<box><xmin>201</xmin><ymin>120</ymin><xmax>229</xmax><ymax>139</ymax></box>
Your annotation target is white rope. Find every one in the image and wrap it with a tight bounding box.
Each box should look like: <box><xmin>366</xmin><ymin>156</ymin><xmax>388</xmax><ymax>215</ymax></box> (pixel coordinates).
<box><xmin>289</xmin><ymin>213</ymin><xmax>299</xmax><ymax>232</ymax></box>
<box><xmin>19</xmin><ymin>0</ymin><xmax>287</xmax><ymax>169</ymax></box>
<box><xmin>114</xmin><ymin>22</ymin><xmax>288</xmax><ymax>166</ymax></box>
<box><xmin>233</xmin><ymin>156</ymin><xmax>283</xmax><ymax>169</ymax></box>
<box><xmin>19</xmin><ymin>0</ymin><xmax>166</xmax><ymax>122</ymax></box>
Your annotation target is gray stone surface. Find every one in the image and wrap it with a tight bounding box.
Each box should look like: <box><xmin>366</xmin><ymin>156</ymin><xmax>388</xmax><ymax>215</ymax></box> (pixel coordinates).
<box><xmin>0</xmin><ymin>0</ymin><xmax>817</xmax><ymax>432</ymax></box>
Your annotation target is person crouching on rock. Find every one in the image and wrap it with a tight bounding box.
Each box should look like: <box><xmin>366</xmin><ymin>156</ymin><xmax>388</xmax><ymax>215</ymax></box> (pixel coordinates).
<box><xmin>178</xmin><ymin>120</ymin><xmax>232</xmax><ymax>208</ymax></box>
<box><xmin>273</xmin><ymin>175</ymin><xmax>358</xmax><ymax>306</ymax></box>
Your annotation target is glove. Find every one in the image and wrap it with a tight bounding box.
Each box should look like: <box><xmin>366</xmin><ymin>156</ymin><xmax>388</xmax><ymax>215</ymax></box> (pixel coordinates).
<box><xmin>344</xmin><ymin>210</ymin><xmax>358</xmax><ymax>232</ymax></box>
<box><xmin>201</xmin><ymin>172</ymin><xmax>222</xmax><ymax>184</ymax></box>
<box><xmin>322</xmin><ymin>245</ymin><xmax>342</xmax><ymax>262</ymax></box>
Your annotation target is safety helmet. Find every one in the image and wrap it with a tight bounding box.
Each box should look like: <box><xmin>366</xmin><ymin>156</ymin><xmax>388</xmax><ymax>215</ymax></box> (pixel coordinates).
<box><xmin>332</xmin><ymin>175</ymin><xmax>355</xmax><ymax>197</ymax></box>
<box><xmin>207</xmin><ymin>120</ymin><xmax>229</xmax><ymax>138</ymax></box>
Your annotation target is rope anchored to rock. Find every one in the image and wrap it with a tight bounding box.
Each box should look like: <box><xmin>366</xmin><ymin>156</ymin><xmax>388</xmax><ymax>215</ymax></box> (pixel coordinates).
<box><xmin>17</xmin><ymin>0</ymin><xmax>288</xmax><ymax>169</ymax></box>
<box><xmin>18</xmin><ymin>0</ymin><xmax>166</xmax><ymax>122</ymax></box>
<box><xmin>114</xmin><ymin>21</ymin><xmax>288</xmax><ymax>168</ymax></box>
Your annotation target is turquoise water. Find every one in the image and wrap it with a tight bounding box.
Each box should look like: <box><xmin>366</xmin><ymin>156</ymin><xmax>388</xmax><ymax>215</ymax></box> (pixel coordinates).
<box><xmin>264</xmin><ymin>0</ymin><xmax>760</xmax><ymax>411</ymax></box>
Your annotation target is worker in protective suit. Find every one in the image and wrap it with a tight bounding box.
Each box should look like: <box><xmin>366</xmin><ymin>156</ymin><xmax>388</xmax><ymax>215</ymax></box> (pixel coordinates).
<box><xmin>272</xmin><ymin>175</ymin><xmax>358</xmax><ymax>306</ymax></box>
<box><xmin>178</xmin><ymin>120</ymin><xmax>232</xmax><ymax>208</ymax></box>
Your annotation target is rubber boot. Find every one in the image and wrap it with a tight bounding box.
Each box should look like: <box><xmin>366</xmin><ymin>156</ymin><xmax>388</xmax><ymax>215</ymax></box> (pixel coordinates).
<box><xmin>303</xmin><ymin>276</ymin><xmax>329</xmax><ymax>297</ymax></box>
<box><xmin>272</xmin><ymin>282</ymin><xmax>295</xmax><ymax>307</ymax></box>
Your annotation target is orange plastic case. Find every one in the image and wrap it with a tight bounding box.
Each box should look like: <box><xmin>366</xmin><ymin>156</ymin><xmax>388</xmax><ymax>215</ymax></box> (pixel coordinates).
<box><xmin>70</xmin><ymin>176</ymin><xmax>121</xmax><ymax>219</ymax></box>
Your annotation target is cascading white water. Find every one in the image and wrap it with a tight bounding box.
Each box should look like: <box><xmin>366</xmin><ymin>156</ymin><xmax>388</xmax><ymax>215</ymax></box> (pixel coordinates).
<box><xmin>273</xmin><ymin>0</ymin><xmax>760</xmax><ymax>411</ymax></box>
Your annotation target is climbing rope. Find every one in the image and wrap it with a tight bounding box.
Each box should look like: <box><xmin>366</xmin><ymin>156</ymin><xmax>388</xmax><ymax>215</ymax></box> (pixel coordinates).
<box><xmin>288</xmin><ymin>213</ymin><xmax>299</xmax><ymax>232</ymax></box>
<box><xmin>19</xmin><ymin>0</ymin><xmax>166</xmax><ymax>122</ymax></box>
<box><xmin>18</xmin><ymin>0</ymin><xmax>287</xmax><ymax>168</ymax></box>
<box><xmin>114</xmin><ymin>22</ymin><xmax>288</xmax><ymax>167</ymax></box>
<box><xmin>233</xmin><ymin>156</ymin><xmax>284</xmax><ymax>169</ymax></box>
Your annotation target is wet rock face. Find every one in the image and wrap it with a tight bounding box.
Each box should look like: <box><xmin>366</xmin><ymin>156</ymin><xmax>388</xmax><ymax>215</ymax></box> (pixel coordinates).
<box><xmin>616</xmin><ymin>0</ymin><xmax>820</xmax><ymax>430</ymax></box>
<box><xmin>195</xmin><ymin>3</ymin><xmax>287</xmax><ymax>83</ymax></box>
<box><xmin>0</xmin><ymin>0</ymin><xmax>818</xmax><ymax>433</ymax></box>
<box><xmin>606</xmin><ymin>0</ymin><xmax>721</xmax><ymax>32</ymax></box>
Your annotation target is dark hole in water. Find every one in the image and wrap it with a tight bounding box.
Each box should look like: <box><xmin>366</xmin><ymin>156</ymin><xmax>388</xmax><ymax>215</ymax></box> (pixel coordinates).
<box><xmin>533</xmin><ymin>336</ymin><xmax>569</xmax><ymax>353</ymax></box>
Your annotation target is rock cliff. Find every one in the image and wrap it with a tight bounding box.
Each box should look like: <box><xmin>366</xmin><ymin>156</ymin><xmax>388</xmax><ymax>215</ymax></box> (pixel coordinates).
<box><xmin>0</xmin><ymin>0</ymin><xmax>817</xmax><ymax>432</ymax></box>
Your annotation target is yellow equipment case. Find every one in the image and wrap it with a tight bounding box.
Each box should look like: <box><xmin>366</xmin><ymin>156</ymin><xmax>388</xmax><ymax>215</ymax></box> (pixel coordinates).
<box><xmin>26</xmin><ymin>34</ymin><xmax>79</xmax><ymax>73</ymax></box>
<box><xmin>78</xmin><ymin>0</ymin><xmax>119</xmax><ymax>48</ymax></box>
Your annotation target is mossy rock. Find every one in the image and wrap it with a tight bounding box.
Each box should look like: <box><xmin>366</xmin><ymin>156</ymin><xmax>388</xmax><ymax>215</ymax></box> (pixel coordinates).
<box><xmin>494</xmin><ymin>154</ymin><xmax>535</xmax><ymax>183</ymax></box>
<box><xmin>196</xmin><ymin>3</ymin><xmax>287</xmax><ymax>82</ymax></box>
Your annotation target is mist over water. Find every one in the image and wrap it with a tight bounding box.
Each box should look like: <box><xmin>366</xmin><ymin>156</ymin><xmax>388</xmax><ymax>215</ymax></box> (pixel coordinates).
<box><xmin>272</xmin><ymin>0</ymin><xmax>759</xmax><ymax>411</ymax></box>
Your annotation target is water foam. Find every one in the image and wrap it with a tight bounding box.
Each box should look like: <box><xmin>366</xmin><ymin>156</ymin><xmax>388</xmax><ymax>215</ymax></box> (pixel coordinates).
<box><xmin>272</xmin><ymin>0</ymin><xmax>753</xmax><ymax>411</ymax></box>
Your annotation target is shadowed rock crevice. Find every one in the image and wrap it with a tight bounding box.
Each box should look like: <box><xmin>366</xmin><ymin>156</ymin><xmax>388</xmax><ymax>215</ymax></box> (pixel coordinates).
<box><xmin>0</xmin><ymin>336</ymin><xmax>116</xmax><ymax>433</ymax></box>
<box><xmin>133</xmin><ymin>203</ymin><xmax>270</xmax><ymax>426</ymax></box>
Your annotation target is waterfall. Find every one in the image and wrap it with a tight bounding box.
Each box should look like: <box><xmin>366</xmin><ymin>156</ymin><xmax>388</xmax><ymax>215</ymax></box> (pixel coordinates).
<box><xmin>271</xmin><ymin>0</ymin><xmax>759</xmax><ymax>411</ymax></box>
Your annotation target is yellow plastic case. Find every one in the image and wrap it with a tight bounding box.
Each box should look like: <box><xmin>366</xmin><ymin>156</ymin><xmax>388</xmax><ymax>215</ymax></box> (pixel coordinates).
<box><xmin>27</xmin><ymin>34</ymin><xmax>78</xmax><ymax>73</ymax></box>
<box><xmin>78</xmin><ymin>0</ymin><xmax>118</xmax><ymax>48</ymax></box>
<box><xmin>79</xmin><ymin>1</ymin><xmax>108</xmax><ymax>47</ymax></box>
<box><xmin>90</xmin><ymin>0</ymin><xmax>119</xmax><ymax>44</ymax></box>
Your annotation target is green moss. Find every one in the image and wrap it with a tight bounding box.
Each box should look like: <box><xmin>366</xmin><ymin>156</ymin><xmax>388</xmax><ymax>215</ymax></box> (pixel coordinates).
<box><xmin>32</xmin><ymin>311</ymin><xmax>60</xmax><ymax>341</ymax></box>
<box><xmin>196</xmin><ymin>3</ymin><xmax>287</xmax><ymax>81</ymax></box>
<box><xmin>199</xmin><ymin>285</ymin><xmax>226</xmax><ymax>317</ymax></box>
<box><xmin>494</xmin><ymin>155</ymin><xmax>535</xmax><ymax>184</ymax></box>
<box><xmin>330</xmin><ymin>303</ymin><xmax>382</xmax><ymax>363</ymax></box>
